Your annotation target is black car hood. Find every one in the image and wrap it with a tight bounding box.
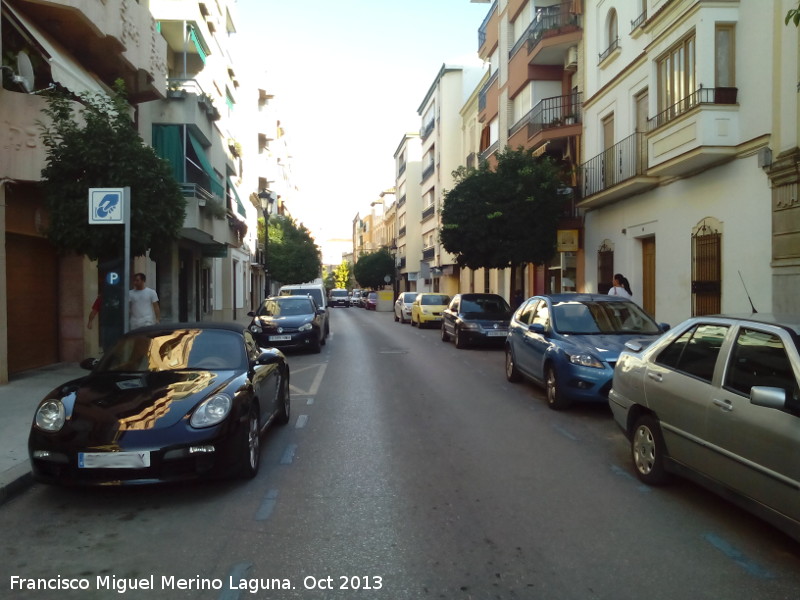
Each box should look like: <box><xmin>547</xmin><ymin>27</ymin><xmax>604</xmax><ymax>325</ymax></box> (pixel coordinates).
<box><xmin>254</xmin><ymin>315</ymin><xmax>314</xmax><ymax>328</ymax></box>
<box><xmin>62</xmin><ymin>370</ymin><xmax>236</xmax><ymax>432</ymax></box>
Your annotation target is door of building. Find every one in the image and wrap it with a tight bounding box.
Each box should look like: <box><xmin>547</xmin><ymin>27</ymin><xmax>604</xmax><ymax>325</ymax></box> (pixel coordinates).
<box><xmin>642</xmin><ymin>237</ymin><xmax>656</xmax><ymax>317</ymax></box>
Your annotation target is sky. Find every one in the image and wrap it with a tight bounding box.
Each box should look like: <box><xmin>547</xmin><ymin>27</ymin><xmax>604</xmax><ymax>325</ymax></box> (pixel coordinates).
<box><xmin>234</xmin><ymin>0</ymin><xmax>491</xmax><ymax>263</ymax></box>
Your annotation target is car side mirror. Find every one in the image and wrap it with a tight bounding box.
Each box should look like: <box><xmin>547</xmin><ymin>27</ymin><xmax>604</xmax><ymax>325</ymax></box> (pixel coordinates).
<box><xmin>80</xmin><ymin>357</ymin><xmax>99</xmax><ymax>370</ymax></box>
<box><xmin>528</xmin><ymin>323</ymin><xmax>546</xmax><ymax>335</ymax></box>
<box><xmin>254</xmin><ymin>351</ymin><xmax>281</xmax><ymax>366</ymax></box>
<box><xmin>659</xmin><ymin>322</ymin><xmax>670</xmax><ymax>332</ymax></box>
<box><xmin>624</xmin><ymin>340</ymin><xmax>644</xmax><ymax>353</ymax></box>
<box><xmin>750</xmin><ymin>386</ymin><xmax>789</xmax><ymax>411</ymax></box>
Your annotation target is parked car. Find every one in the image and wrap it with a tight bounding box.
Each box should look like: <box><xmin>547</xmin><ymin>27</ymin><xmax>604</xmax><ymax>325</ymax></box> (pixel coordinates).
<box><xmin>329</xmin><ymin>288</ymin><xmax>350</xmax><ymax>308</ymax></box>
<box><xmin>411</xmin><ymin>293</ymin><xmax>450</xmax><ymax>328</ymax></box>
<box><xmin>441</xmin><ymin>293</ymin><xmax>511</xmax><ymax>348</ymax></box>
<box><xmin>351</xmin><ymin>289</ymin><xmax>363</xmax><ymax>307</ymax></box>
<box><xmin>394</xmin><ymin>292</ymin><xmax>418</xmax><ymax>323</ymax></box>
<box><xmin>609</xmin><ymin>313</ymin><xmax>800</xmax><ymax>542</ymax></box>
<box><xmin>28</xmin><ymin>323</ymin><xmax>290</xmax><ymax>485</ymax></box>
<box><xmin>505</xmin><ymin>294</ymin><xmax>667</xmax><ymax>410</ymax></box>
<box><xmin>248</xmin><ymin>295</ymin><xmax>326</xmax><ymax>353</ymax></box>
<box><xmin>365</xmin><ymin>291</ymin><xmax>378</xmax><ymax>311</ymax></box>
<box><xmin>278</xmin><ymin>283</ymin><xmax>329</xmax><ymax>338</ymax></box>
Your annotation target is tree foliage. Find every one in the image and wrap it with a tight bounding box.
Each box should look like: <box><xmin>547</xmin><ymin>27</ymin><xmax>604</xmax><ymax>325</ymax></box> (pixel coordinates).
<box><xmin>332</xmin><ymin>261</ymin><xmax>353</xmax><ymax>289</ymax></box>
<box><xmin>267</xmin><ymin>215</ymin><xmax>321</xmax><ymax>285</ymax></box>
<box><xmin>353</xmin><ymin>248</ymin><xmax>395</xmax><ymax>290</ymax></box>
<box><xmin>787</xmin><ymin>2</ymin><xmax>800</xmax><ymax>26</ymax></box>
<box><xmin>38</xmin><ymin>80</ymin><xmax>186</xmax><ymax>260</ymax></box>
<box><xmin>440</xmin><ymin>147</ymin><xmax>564</xmax><ymax>270</ymax></box>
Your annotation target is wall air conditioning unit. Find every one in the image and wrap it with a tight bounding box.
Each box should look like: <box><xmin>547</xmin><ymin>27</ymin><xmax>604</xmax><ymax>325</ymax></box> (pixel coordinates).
<box><xmin>564</xmin><ymin>46</ymin><xmax>578</xmax><ymax>72</ymax></box>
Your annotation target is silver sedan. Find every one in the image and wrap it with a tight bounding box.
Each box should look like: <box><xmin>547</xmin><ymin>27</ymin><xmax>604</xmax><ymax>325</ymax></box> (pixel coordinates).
<box><xmin>609</xmin><ymin>313</ymin><xmax>800</xmax><ymax>542</ymax></box>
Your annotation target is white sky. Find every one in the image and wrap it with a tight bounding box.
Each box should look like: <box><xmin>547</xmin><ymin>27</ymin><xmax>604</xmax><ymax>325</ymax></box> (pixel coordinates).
<box><xmin>234</xmin><ymin>0</ymin><xmax>490</xmax><ymax>263</ymax></box>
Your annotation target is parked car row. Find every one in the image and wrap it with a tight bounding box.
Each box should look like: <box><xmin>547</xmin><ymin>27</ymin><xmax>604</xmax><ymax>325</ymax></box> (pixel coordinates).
<box><xmin>392</xmin><ymin>289</ymin><xmax>800</xmax><ymax>542</ymax></box>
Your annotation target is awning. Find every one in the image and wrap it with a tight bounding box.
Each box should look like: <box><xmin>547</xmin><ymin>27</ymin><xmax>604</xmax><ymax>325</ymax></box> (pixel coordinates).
<box><xmin>5</xmin><ymin>4</ymin><xmax>107</xmax><ymax>96</ymax></box>
<box><xmin>228</xmin><ymin>178</ymin><xmax>247</xmax><ymax>218</ymax></box>
<box><xmin>187</xmin><ymin>130</ymin><xmax>225</xmax><ymax>197</ymax></box>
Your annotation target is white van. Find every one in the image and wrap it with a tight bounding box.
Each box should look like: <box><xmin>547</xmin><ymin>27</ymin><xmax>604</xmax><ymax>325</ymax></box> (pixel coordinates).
<box><xmin>278</xmin><ymin>283</ymin><xmax>329</xmax><ymax>338</ymax></box>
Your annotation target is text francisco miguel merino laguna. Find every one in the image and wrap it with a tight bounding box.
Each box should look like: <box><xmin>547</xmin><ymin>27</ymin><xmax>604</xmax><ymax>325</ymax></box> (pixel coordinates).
<box><xmin>10</xmin><ymin>574</ymin><xmax>295</xmax><ymax>593</ymax></box>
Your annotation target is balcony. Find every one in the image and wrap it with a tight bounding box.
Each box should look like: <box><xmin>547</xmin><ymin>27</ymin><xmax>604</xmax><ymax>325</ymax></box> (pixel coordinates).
<box><xmin>479</xmin><ymin>140</ymin><xmax>500</xmax><ymax>163</ymax></box>
<box><xmin>180</xmin><ymin>184</ymin><xmax>231</xmax><ymax>246</ymax></box>
<box><xmin>422</xmin><ymin>205</ymin><xmax>436</xmax><ymax>221</ymax></box>
<box><xmin>647</xmin><ymin>87</ymin><xmax>740</xmax><ymax>178</ymax></box>
<box><xmin>579</xmin><ymin>133</ymin><xmax>659</xmax><ymax>209</ymax></box>
<box><xmin>421</xmin><ymin>162</ymin><xmax>435</xmax><ymax>183</ymax></box>
<box><xmin>527</xmin><ymin>1</ymin><xmax>582</xmax><ymax>65</ymax></box>
<box><xmin>398</xmin><ymin>225</ymin><xmax>407</xmax><ymax>237</ymax></box>
<box><xmin>509</xmin><ymin>93</ymin><xmax>582</xmax><ymax>149</ymax></box>
<box><xmin>422</xmin><ymin>246</ymin><xmax>436</xmax><ymax>261</ymax></box>
<box><xmin>478</xmin><ymin>0</ymin><xmax>499</xmax><ymax>52</ymax></box>
<box><xmin>420</xmin><ymin>119</ymin><xmax>435</xmax><ymax>141</ymax></box>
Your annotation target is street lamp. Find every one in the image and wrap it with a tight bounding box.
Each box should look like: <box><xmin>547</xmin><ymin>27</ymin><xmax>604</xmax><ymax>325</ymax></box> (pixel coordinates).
<box><xmin>258</xmin><ymin>190</ymin><xmax>276</xmax><ymax>299</ymax></box>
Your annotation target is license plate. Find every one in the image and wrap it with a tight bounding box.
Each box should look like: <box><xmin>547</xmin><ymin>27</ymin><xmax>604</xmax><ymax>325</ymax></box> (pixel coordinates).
<box><xmin>79</xmin><ymin>451</ymin><xmax>150</xmax><ymax>469</ymax></box>
<box><xmin>487</xmin><ymin>330</ymin><xmax>507</xmax><ymax>337</ymax></box>
<box><xmin>269</xmin><ymin>335</ymin><xmax>292</xmax><ymax>341</ymax></box>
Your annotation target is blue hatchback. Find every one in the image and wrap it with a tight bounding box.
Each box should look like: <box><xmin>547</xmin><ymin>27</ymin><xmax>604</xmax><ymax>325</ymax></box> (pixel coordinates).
<box><xmin>504</xmin><ymin>294</ymin><xmax>668</xmax><ymax>409</ymax></box>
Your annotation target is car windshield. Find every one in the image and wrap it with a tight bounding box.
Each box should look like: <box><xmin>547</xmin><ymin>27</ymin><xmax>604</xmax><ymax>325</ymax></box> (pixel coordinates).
<box><xmin>402</xmin><ymin>293</ymin><xmax>417</xmax><ymax>302</ymax></box>
<box><xmin>368</xmin><ymin>293</ymin><xmax>377</xmax><ymax>300</ymax></box>
<box><xmin>460</xmin><ymin>296</ymin><xmax>511</xmax><ymax>317</ymax></box>
<box><xmin>552</xmin><ymin>300</ymin><xmax>660</xmax><ymax>335</ymax></box>
<box><xmin>331</xmin><ymin>290</ymin><xmax>348</xmax><ymax>297</ymax></box>
<box><xmin>258</xmin><ymin>298</ymin><xmax>314</xmax><ymax>317</ymax></box>
<box><xmin>421</xmin><ymin>295</ymin><xmax>450</xmax><ymax>305</ymax></box>
<box><xmin>96</xmin><ymin>329</ymin><xmax>246</xmax><ymax>372</ymax></box>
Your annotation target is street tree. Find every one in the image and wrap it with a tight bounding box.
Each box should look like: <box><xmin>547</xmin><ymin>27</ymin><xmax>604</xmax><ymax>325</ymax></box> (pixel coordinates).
<box><xmin>267</xmin><ymin>215</ymin><xmax>321</xmax><ymax>285</ymax></box>
<box><xmin>332</xmin><ymin>261</ymin><xmax>352</xmax><ymax>289</ymax></box>
<box><xmin>353</xmin><ymin>248</ymin><xmax>395</xmax><ymax>290</ymax></box>
<box><xmin>440</xmin><ymin>146</ymin><xmax>564</xmax><ymax>270</ymax></box>
<box><xmin>38</xmin><ymin>80</ymin><xmax>186</xmax><ymax>261</ymax></box>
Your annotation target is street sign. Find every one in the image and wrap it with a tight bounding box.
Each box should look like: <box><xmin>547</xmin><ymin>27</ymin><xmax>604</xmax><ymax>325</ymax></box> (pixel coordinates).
<box><xmin>88</xmin><ymin>188</ymin><xmax>125</xmax><ymax>224</ymax></box>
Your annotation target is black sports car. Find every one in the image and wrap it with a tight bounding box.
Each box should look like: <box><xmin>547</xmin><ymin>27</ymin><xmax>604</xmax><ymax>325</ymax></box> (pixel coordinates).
<box><xmin>248</xmin><ymin>295</ymin><xmax>326</xmax><ymax>353</ymax></box>
<box><xmin>28</xmin><ymin>323</ymin><xmax>290</xmax><ymax>485</ymax></box>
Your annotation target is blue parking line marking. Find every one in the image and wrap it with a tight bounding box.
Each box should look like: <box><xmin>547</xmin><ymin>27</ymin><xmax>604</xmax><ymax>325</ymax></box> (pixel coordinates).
<box><xmin>217</xmin><ymin>562</ymin><xmax>252</xmax><ymax>600</ymax></box>
<box><xmin>295</xmin><ymin>414</ymin><xmax>308</xmax><ymax>428</ymax></box>
<box><xmin>610</xmin><ymin>464</ymin><xmax>651</xmax><ymax>492</ymax></box>
<box><xmin>256</xmin><ymin>489</ymin><xmax>279</xmax><ymax>521</ymax></box>
<box><xmin>553</xmin><ymin>424</ymin><xmax>578</xmax><ymax>441</ymax></box>
<box><xmin>703</xmin><ymin>533</ymin><xmax>775</xmax><ymax>579</ymax></box>
<box><xmin>280</xmin><ymin>443</ymin><xmax>297</xmax><ymax>465</ymax></box>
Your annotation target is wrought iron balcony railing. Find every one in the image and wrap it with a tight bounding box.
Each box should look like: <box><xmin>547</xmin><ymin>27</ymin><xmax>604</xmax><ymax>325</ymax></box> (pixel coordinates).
<box><xmin>509</xmin><ymin>92</ymin><xmax>582</xmax><ymax>139</ymax></box>
<box><xmin>648</xmin><ymin>87</ymin><xmax>738</xmax><ymax>131</ymax></box>
<box><xmin>422</xmin><ymin>205</ymin><xmax>436</xmax><ymax>221</ymax></box>
<box><xmin>580</xmin><ymin>132</ymin><xmax>647</xmax><ymax>198</ymax></box>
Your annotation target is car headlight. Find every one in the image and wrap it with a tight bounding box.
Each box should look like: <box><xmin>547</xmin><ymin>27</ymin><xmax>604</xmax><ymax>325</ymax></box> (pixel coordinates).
<box><xmin>35</xmin><ymin>399</ymin><xmax>66</xmax><ymax>432</ymax></box>
<box><xmin>190</xmin><ymin>394</ymin><xmax>232</xmax><ymax>428</ymax></box>
<box><xmin>460</xmin><ymin>322</ymin><xmax>480</xmax><ymax>330</ymax></box>
<box><xmin>249</xmin><ymin>323</ymin><xmax>262</xmax><ymax>333</ymax></box>
<box><xmin>298</xmin><ymin>323</ymin><xmax>313</xmax><ymax>332</ymax></box>
<box><xmin>568</xmin><ymin>353</ymin><xmax>604</xmax><ymax>369</ymax></box>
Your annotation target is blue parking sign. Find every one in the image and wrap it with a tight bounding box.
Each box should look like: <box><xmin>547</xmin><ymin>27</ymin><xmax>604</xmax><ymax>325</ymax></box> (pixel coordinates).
<box><xmin>88</xmin><ymin>188</ymin><xmax>125</xmax><ymax>224</ymax></box>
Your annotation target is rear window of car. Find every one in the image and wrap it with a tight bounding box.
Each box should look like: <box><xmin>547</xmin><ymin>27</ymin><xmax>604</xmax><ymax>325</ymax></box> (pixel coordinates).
<box><xmin>331</xmin><ymin>290</ymin><xmax>348</xmax><ymax>298</ymax></box>
<box><xmin>401</xmin><ymin>293</ymin><xmax>417</xmax><ymax>302</ymax></box>
<box><xmin>421</xmin><ymin>295</ymin><xmax>450</xmax><ymax>305</ymax></box>
<box><xmin>655</xmin><ymin>323</ymin><xmax>729</xmax><ymax>382</ymax></box>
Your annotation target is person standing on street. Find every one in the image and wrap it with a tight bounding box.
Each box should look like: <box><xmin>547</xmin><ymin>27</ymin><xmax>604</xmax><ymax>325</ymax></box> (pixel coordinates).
<box><xmin>129</xmin><ymin>273</ymin><xmax>160</xmax><ymax>329</ymax></box>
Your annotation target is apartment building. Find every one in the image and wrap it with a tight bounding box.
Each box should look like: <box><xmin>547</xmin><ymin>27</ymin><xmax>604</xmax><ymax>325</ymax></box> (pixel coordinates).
<box><xmin>417</xmin><ymin>63</ymin><xmax>486</xmax><ymax>295</ymax></box>
<box><xmin>394</xmin><ymin>133</ymin><xmax>423</xmax><ymax>292</ymax></box>
<box><xmin>580</xmin><ymin>0</ymin><xmax>793</xmax><ymax>326</ymax></box>
<box><xmin>476</xmin><ymin>0</ymin><xmax>585</xmax><ymax>300</ymax></box>
<box><xmin>0</xmin><ymin>0</ymin><xmax>166</xmax><ymax>382</ymax></box>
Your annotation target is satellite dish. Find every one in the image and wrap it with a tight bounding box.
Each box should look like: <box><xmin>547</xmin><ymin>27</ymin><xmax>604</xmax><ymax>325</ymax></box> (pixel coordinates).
<box><xmin>15</xmin><ymin>51</ymin><xmax>34</xmax><ymax>93</ymax></box>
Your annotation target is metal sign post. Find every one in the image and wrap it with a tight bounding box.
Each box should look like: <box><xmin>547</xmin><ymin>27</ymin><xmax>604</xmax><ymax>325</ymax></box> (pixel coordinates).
<box><xmin>89</xmin><ymin>187</ymin><xmax>131</xmax><ymax>333</ymax></box>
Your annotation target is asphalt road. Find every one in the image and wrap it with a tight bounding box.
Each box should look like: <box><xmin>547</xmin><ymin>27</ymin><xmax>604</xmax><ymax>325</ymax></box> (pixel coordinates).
<box><xmin>1</xmin><ymin>307</ymin><xmax>799</xmax><ymax>600</ymax></box>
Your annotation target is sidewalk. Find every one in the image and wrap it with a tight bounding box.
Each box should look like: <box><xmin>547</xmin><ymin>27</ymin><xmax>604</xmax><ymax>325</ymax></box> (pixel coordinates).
<box><xmin>0</xmin><ymin>314</ymin><xmax>256</xmax><ymax>504</ymax></box>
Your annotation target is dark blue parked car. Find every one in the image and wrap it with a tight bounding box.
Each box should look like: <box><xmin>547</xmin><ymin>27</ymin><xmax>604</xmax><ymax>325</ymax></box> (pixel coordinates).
<box><xmin>504</xmin><ymin>294</ymin><xmax>668</xmax><ymax>410</ymax></box>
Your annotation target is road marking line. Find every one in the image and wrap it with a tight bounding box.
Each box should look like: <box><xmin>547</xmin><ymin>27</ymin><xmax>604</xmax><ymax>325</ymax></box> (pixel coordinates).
<box><xmin>610</xmin><ymin>464</ymin><xmax>651</xmax><ymax>492</ymax></box>
<box><xmin>280</xmin><ymin>444</ymin><xmax>297</xmax><ymax>465</ymax></box>
<box><xmin>255</xmin><ymin>489</ymin><xmax>279</xmax><ymax>521</ymax></box>
<box><xmin>295</xmin><ymin>414</ymin><xmax>308</xmax><ymax>429</ymax></box>
<box><xmin>704</xmin><ymin>533</ymin><xmax>775</xmax><ymax>579</ymax></box>
<box><xmin>218</xmin><ymin>563</ymin><xmax>252</xmax><ymax>600</ymax></box>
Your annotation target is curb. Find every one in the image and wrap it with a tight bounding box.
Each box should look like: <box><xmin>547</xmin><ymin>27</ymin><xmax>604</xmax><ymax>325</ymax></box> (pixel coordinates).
<box><xmin>0</xmin><ymin>460</ymin><xmax>33</xmax><ymax>506</ymax></box>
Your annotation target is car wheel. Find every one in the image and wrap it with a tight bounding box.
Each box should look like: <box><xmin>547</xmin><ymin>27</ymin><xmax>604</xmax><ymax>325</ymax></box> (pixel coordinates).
<box><xmin>545</xmin><ymin>365</ymin><xmax>570</xmax><ymax>410</ymax></box>
<box><xmin>238</xmin><ymin>403</ymin><xmax>260</xmax><ymax>479</ymax></box>
<box><xmin>631</xmin><ymin>414</ymin><xmax>670</xmax><ymax>485</ymax></box>
<box><xmin>441</xmin><ymin>323</ymin><xmax>450</xmax><ymax>342</ymax></box>
<box><xmin>455</xmin><ymin>326</ymin><xmax>467</xmax><ymax>349</ymax></box>
<box><xmin>505</xmin><ymin>347</ymin><xmax>522</xmax><ymax>382</ymax></box>
<box><xmin>310</xmin><ymin>335</ymin><xmax>322</xmax><ymax>354</ymax></box>
<box><xmin>394</xmin><ymin>311</ymin><xmax>399</xmax><ymax>322</ymax></box>
<box><xmin>411</xmin><ymin>316</ymin><xmax>416</xmax><ymax>327</ymax></box>
<box><xmin>400</xmin><ymin>312</ymin><xmax>406</xmax><ymax>324</ymax></box>
<box><xmin>276</xmin><ymin>374</ymin><xmax>290</xmax><ymax>425</ymax></box>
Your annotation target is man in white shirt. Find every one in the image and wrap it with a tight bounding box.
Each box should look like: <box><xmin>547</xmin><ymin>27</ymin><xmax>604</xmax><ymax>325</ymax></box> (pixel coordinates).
<box><xmin>129</xmin><ymin>273</ymin><xmax>160</xmax><ymax>329</ymax></box>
